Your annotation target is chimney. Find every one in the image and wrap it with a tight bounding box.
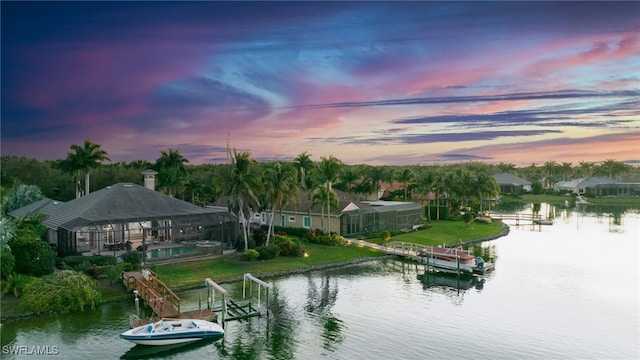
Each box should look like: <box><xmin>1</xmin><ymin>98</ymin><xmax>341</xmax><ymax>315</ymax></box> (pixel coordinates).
<box><xmin>141</xmin><ymin>169</ymin><xmax>158</xmax><ymax>191</ymax></box>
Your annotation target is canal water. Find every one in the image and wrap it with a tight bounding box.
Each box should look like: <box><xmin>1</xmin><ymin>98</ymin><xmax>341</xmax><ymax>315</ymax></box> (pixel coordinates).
<box><xmin>1</xmin><ymin>204</ymin><xmax>638</xmax><ymax>359</ymax></box>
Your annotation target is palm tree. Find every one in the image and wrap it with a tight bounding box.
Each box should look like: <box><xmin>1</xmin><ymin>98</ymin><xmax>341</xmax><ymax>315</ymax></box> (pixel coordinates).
<box><xmin>155</xmin><ymin>148</ymin><xmax>189</xmax><ymax>197</ymax></box>
<box><xmin>0</xmin><ymin>217</ymin><xmax>16</xmax><ymax>251</ymax></box>
<box><xmin>337</xmin><ymin>167</ymin><xmax>361</xmax><ymax>194</ymax></box>
<box><xmin>218</xmin><ymin>149</ymin><xmax>259</xmax><ymax>251</ymax></box>
<box><xmin>311</xmin><ymin>185</ymin><xmax>339</xmax><ymax>233</ymax></box>
<box><xmin>262</xmin><ymin>162</ymin><xmax>298</xmax><ymax>245</ymax></box>
<box><xmin>316</xmin><ymin>155</ymin><xmax>342</xmax><ymax>233</ymax></box>
<box><xmin>542</xmin><ymin>161</ymin><xmax>558</xmax><ymax>189</ymax></box>
<box><xmin>57</xmin><ymin>140</ymin><xmax>110</xmax><ymax>198</ymax></box>
<box><xmin>293</xmin><ymin>151</ymin><xmax>314</xmax><ymax>186</ymax></box>
<box><xmin>364</xmin><ymin>165</ymin><xmax>393</xmax><ymax>200</ymax></box>
<box><xmin>415</xmin><ymin>167</ymin><xmax>435</xmax><ymax>220</ymax></box>
<box><xmin>395</xmin><ymin>167</ymin><xmax>415</xmax><ymax>201</ymax></box>
<box><xmin>475</xmin><ymin>172</ymin><xmax>499</xmax><ymax>213</ymax></box>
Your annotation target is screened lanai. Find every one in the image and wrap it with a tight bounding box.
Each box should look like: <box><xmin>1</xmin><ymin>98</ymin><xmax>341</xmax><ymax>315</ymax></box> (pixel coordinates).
<box><xmin>9</xmin><ymin>183</ymin><xmax>238</xmax><ymax>256</ymax></box>
<box><xmin>340</xmin><ymin>201</ymin><xmax>424</xmax><ymax>237</ymax></box>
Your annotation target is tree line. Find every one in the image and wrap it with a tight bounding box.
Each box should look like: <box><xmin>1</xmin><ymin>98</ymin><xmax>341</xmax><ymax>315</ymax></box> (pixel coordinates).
<box><xmin>1</xmin><ymin>141</ymin><xmax>636</xmax><ymax>249</ymax></box>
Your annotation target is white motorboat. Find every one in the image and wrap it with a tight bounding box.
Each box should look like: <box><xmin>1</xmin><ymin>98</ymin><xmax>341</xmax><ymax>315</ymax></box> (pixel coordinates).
<box><xmin>120</xmin><ymin>318</ymin><xmax>224</xmax><ymax>346</ymax></box>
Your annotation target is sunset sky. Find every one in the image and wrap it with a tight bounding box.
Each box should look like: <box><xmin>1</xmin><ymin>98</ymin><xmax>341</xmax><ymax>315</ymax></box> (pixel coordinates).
<box><xmin>2</xmin><ymin>1</ymin><xmax>639</xmax><ymax>167</ymax></box>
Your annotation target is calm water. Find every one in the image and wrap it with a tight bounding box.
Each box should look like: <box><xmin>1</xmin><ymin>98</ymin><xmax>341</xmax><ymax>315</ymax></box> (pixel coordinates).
<box><xmin>2</xmin><ymin>204</ymin><xmax>639</xmax><ymax>359</ymax></box>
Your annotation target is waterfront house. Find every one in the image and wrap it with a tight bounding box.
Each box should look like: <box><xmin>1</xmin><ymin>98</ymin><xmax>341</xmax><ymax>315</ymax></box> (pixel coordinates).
<box><xmin>9</xmin><ymin>181</ymin><xmax>237</xmax><ymax>256</ymax></box>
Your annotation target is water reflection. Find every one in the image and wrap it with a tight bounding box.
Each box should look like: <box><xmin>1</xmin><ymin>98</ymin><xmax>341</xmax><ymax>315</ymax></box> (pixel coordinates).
<box><xmin>304</xmin><ymin>274</ymin><xmax>345</xmax><ymax>352</ymax></box>
<box><xmin>120</xmin><ymin>336</ymin><xmax>221</xmax><ymax>359</ymax></box>
<box><xmin>417</xmin><ymin>272</ymin><xmax>485</xmax><ymax>306</ymax></box>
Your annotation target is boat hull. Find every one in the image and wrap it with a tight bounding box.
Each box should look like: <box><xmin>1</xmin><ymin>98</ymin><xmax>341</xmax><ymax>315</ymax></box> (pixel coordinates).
<box><xmin>120</xmin><ymin>319</ymin><xmax>224</xmax><ymax>346</ymax></box>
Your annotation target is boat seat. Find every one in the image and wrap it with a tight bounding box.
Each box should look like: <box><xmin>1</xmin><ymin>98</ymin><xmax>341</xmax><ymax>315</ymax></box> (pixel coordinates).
<box><xmin>146</xmin><ymin>324</ymin><xmax>154</xmax><ymax>333</ymax></box>
<box><xmin>192</xmin><ymin>321</ymin><xmax>199</xmax><ymax>328</ymax></box>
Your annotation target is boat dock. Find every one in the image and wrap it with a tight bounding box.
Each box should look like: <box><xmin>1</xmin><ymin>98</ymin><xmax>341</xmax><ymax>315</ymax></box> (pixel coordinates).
<box><xmin>122</xmin><ymin>269</ymin><xmax>270</xmax><ymax>327</ymax></box>
<box><xmin>381</xmin><ymin>241</ymin><xmax>494</xmax><ymax>275</ymax></box>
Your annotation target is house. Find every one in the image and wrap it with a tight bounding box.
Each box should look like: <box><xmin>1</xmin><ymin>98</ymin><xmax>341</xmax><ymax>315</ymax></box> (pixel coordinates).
<box><xmin>554</xmin><ymin>176</ymin><xmax>639</xmax><ymax>197</ymax></box>
<box><xmin>9</xmin><ymin>177</ymin><xmax>237</xmax><ymax>256</ymax></box>
<box><xmin>492</xmin><ymin>173</ymin><xmax>531</xmax><ymax>194</ymax></box>
<box><xmin>261</xmin><ymin>189</ymin><xmax>424</xmax><ymax>237</ymax></box>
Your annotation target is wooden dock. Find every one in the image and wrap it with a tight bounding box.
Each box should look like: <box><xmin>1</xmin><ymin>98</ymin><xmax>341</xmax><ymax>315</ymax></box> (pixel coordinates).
<box><xmin>122</xmin><ymin>269</ymin><xmax>181</xmax><ymax>318</ymax></box>
<box><xmin>381</xmin><ymin>241</ymin><xmax>494</xmax><ymax>275</ymax></box>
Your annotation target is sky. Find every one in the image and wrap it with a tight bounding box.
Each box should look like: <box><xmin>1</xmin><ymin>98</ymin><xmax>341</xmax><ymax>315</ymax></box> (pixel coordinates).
<box><xmin>1</xmin><ymin>1</ymin><xmax>639</xmax><ymax>167</ymax></box>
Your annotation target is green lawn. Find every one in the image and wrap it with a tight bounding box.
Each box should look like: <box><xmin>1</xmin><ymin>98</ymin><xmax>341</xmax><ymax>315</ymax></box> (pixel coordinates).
<box><xmin>153</xmin><ymin>219</ymin><xmax>503</xmax><ymax>290</ymax></box>
<box><xmin>390</xmin><ymin>220</ymin><xmax>503</xmax><ymax>246</ymax></box>
<box><xmin>152</xmin><ymin>243</ymin><xmax>385</xmax><ymax>290</ymax></box>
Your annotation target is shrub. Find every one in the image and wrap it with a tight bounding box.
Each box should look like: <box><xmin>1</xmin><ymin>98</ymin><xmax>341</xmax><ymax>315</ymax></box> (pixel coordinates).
<box><xmin>278</xmin><ymin>239</ymin><xmax>305</xmax><ymax>257</ymax></box>
<box><xmin>20</xmin><ymin>270</ymin><xmax>102</xmax><ymax>314</ymax></box>
<box><xmin>9</xmin><ymin>234</ymin><xmax>55</xmax><ymax>276</ymax></box>
<box><xmin>252</xmin><ymin>227</ymin><xmax>268</xmax><ymax>247</ymax></box>
<box><xmin>243</xmin><ymin>249</ymin><xmax>260</xmax><ymax>261</ymax></box>
<box><xmin>57</xmin><ymin>255</ymin><xmax>117</xmax><ymax>269</ymax></box>
<box><xmin>256</xmin><ymin>244</ymin><xmax>280</xmax><ymax>260</ymax></box>
<box><xmin>103</xmin><ymin>264</ymin><xmax>128</xmax><ymax>285</ymax></box>
<box><xmin>270</xmin><ymin>234</ymin><xmax>289</xmax><ymax>246</ymax></box>
<box><xmin>120</xmin><ymin>252</ymin><xmax>142</xmax><ymax>268</ymax></box>
<box><xmin>1</xmin><ymin>273</ymin><xmax>36</xmax><ymax>297</ymax></box>
<box><xmin>310</xmin><ymin>233</ymin><xmax>347</xmax><ymax>246</ymax></box>
<box><xmin>1</xmin><ymin>250</ymin><xmax>15</xmax><ymax>279</ymax></box>
<box><xmin>379</xmin><ymin>230</ymin><xmax>391</xmax><ymax>242</ymax></box>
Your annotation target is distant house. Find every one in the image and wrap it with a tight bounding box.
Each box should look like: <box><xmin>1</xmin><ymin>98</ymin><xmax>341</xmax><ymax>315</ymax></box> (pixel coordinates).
<box><xmin>9</xmin><ymin>181</ymin><xmax>237</xmax><ymax>256</ymax></box>
<box><xmin>492</xmin><ymin>173</ymin><xmax>531</xmax><ymax>194</ymax></box>
<box><xmin>259</xmin><ymin>189</ymin><xmax>424</xmax><ymax>237</ymax></box>
<box><xmin>554</xmin><ymin>176</ymin><xmax>639</xmax><ymax>197</ymax></box>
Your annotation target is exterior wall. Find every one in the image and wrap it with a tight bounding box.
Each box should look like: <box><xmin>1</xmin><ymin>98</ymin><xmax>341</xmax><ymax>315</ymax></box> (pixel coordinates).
<box><xmin>269</xmin><ymin>209</ymin><xmax>341</xmax><ymax>234</ymax></box>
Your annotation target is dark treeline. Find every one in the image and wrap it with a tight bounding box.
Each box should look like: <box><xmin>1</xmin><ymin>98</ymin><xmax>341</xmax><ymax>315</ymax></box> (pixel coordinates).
<box><xmin>1</xmin><ymin>148</ymin><xmax>635</xmax><ymax>206</ymax></box>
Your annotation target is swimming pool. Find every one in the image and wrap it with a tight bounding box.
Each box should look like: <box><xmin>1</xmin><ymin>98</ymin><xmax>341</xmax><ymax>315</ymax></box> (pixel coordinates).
<box><xmin>146</xmin><ymin>246</ymin><xmax>198</xmax><ymax>259</ymax></box>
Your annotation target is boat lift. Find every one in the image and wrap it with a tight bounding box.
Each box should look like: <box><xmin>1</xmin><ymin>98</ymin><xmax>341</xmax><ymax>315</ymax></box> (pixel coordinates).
<box><xmin>203</xmin><ymin>273</ymin><xmax>271</xmax><ymax>324</ymax></box>
<box><xmin>243</xmin><ymin>273</ymin><xmax>271</xmax><ymax>318</ymax></box>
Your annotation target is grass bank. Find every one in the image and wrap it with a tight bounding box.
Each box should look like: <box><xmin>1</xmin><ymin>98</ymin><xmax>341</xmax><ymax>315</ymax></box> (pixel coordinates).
<box><xmin>152</xmin><ymin>219</ymin><xmax>503</xmax><ymax>290</ymax></box>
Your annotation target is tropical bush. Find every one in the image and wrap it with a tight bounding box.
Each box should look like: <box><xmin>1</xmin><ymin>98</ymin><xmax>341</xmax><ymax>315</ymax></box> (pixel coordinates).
<box><xmin>2</xmin><ymin>184</ymin><xmax>44</xmax><ymax>214</ymax></box>
<box><xmin>309</xmin><ymin>233</ymin><xmax>347</xmax><ymax>246</ymax></box>
<box><xmin>0</xmin><ymin>249</ymin><xmax>15</xmax><ymax>279</ymax></box>
<box><xmin>20</xmin><ymin>270</ymin><xmax>102</xmax><ymax>314</ymax></box>
<box><xmin>256</xmin><ymin>244</ymin><xmax>280</xmax><ymax>260</ymax></box>
<box><xmin>120</xmin><ymin>252</ymin><xmax>142</xmax><ymax>268</ymax></box>
<box><xmin>57</xmin><ymin>255</ymin><xmax>117</xmax><ymax>269</ymax></box>
<box><xmin>1</xmin><ymin>273</ymin><xmax>36</xmax><ymax>297</ymax></box>
<box><xmin>9</xmin><ymin>232</ymin><xmax>55</xmax><ymax>276</ymax></box>
<box><xmin>243</xmin><ymin>249</ymin><xmax>260</xmax><ymax>261</ymax></box>
<box><xmin>278</xmin><ymin>239</ymin><xmax>305</xmax><ymax>257</ymax></box>
<box><xmin>379</xmin><ymin>230</ymin><xmax>391</xmax><ymax>242</ymax></box>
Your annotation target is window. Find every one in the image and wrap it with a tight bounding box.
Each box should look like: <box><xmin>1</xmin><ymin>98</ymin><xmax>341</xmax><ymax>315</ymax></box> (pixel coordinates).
<box><xmin>303</xmin><ymin>216</ymin><xmax>311</xmax><ymax>228</ymax></box>
<box><xmin>288</xmin><ymin>216</ymin><xmax>296</xmax><ymax>223</ymax></box>
<box><xmin>280</xmin><ymin>215</ymin><xmax>285</xmax><ymax>227</ymax></box>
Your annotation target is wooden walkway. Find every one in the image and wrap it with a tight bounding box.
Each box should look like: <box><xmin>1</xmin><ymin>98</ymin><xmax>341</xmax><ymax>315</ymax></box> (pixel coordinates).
<box><xmin>122</xmin><ymin>269</ymin><xmax>181</xmax><ymax>318</ymax></box>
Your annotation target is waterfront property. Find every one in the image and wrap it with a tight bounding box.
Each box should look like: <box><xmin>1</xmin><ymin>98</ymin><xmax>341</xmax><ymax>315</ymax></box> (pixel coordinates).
<box><xmin>553</xmin><ymin>176</ymin><xmax>640</xmax><ymax>197</ymax></box>
<box><xmin>9</xmin><ymin>179</ymin><xmax>238</xmax><ymax>256</ymax></box>
<box><xmin>493</xmin><ymin>173</ymin><xmax>532</xmax><ymax>194</ymax></box>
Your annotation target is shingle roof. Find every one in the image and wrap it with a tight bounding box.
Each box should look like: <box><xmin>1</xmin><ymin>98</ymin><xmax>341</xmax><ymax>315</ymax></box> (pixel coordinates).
<box><xmin>555</xmin><ymin>177</ymin><xmax>618</xmax><ymax>188</ymax></box>
<box><xmin>493</xmin><ymin>173</ymin><xmax>531</xmax><ymax>186</ymax></box>
<box><xmin>9</xmin><ymin>183</ymin><xmax>234</xmax><ymax>231</ymax></box>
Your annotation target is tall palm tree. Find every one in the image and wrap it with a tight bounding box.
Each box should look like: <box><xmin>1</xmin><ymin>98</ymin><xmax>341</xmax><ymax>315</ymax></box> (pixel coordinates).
<box><xmin>218</xmin><ymin>149</ymin><xmax>259</xmax><ymax>251</ymax></box>
<box><xmin>337</xmin><ymin>167</ymin><xmax>361</xmax><ymax>194</ymax></box>
<box><xmin>316</xmin><ymin>155</ymin><xmax>342</xmax><ymax>233</ymax></box>
<box><xmin>395</xmin><ymin>167</ymin><xmax>415</xmax><ymax>201</ymax></box>
<box><xmin>262</xmin><ymin>162</ymin><xmax>298</xmax><ymax>245</ymax></box>
<box><xmin>365</xmin><ymin>165</ymin><xmax>393</xmax><ymax>200</ymax></box>
<box><xmin>293</xmin><ymin>151</ymin><xmax>314</xmax><ymax>186</ymax></box>
<box><xmin>58</xmin><ymin>140</ymin><xmax>110</xmax><ymax>198</ymax></box>
<box><xmin>311</xmin><ymin>185</ymin><xmax>339</xmax><ymax>233</ymax></box>
<box><xmin>155</xmin><ymin>148</ymin><xmax>189</xmax><ymax>197</ymax></box>
<box><xmin>475</xmin><ymin>172</ymin><xmax>499</xmax><ymax>213</ymax></box>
